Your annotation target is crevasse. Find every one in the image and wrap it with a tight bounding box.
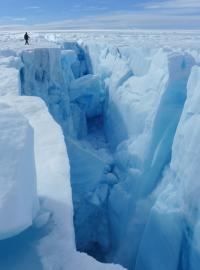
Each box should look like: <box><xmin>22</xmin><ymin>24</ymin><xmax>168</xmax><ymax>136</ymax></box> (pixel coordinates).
<box><xmin>20</xmin><ymin>44</ymin><xmax>117</xmax><ymax>261</ymax></box>
<box><xmin>19</xmin><ymin>41</ymin><xmax>200</xmax><ymax>270</ymax></box>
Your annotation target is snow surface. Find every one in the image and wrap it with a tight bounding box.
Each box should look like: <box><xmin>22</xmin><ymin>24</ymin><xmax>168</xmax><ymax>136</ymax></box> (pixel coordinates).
<box><xmin>1</xmin><ymin>30</ymin><xmax>200</xmax><ymax>270</ymax></box>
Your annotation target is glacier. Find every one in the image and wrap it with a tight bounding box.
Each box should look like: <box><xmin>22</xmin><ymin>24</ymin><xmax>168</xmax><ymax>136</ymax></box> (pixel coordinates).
<box><xmin>0</xmin><ymin>41</ymin><xmax>123</xmax><ymax>270</ymax></box>
<box><xmin>0</xmin><ymin>30</ymin><xmax>200</xmax><ymax>270</ymax></box>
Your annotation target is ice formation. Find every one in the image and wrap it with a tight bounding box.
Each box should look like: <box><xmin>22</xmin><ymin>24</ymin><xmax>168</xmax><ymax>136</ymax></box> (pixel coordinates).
<box><xmin>135</xmin><ymin>65</ymin><xmax>200</xmax><ymax>270</ymax></box>
<box><xmin>0</xmin><ymin>102</ymin><xmax>38</xmax><ymax>240</ymax></box>
<box><xmin>0</xmin><ymin>41</ymin><xmax>123</xmax><ymax>269</ymax></box>
<box><xmin>0</xmin><ymin>31</ymin><xmax>200</xmax><ymax>270</ymax></box>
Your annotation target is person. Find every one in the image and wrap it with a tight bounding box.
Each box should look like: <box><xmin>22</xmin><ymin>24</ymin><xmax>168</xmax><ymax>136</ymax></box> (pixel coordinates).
<box><xmin>24</xmin><ymin>32</ymin><xmax>30</xmax><ymax>45</ymax></box>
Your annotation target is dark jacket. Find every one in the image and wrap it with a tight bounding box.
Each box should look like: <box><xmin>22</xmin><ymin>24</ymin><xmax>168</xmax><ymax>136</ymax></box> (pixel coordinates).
<box><xmin>24</xmin><ymin>33</ymin><xmax>29</xmax><ymax>40</ymax></box>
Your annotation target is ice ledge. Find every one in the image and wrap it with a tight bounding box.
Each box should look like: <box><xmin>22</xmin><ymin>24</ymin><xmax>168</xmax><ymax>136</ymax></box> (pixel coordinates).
<box><xmin>1</xmin><ymin>95</ymin><xmax>125</xmax><ymax>270</ymax></box>
<box><xmin>0</xmin><ymin>101</ymin><xmax>39</xmax><ymax>240</ymax></box>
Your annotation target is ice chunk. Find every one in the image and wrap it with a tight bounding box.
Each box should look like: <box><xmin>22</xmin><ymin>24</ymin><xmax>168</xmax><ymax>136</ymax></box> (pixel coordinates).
<box><xmin>0</xmin><ymin>102</ymin><xmax>39</xmax><ymax>240</ymax></box>
<box><xmin>61</xmin><ymin>50</ymin><xmax>78</xmax><ymax>67</ymax></box>
<box><xmin>67</xmin><ymin>138</ymin><xmax>109</xmax><ymax>203</ymax></box>
<box><xmin>33</xmin><ymin>211</ymin><xmax>51</xmax><ymax>229</ymax></box>
<box><xmin>62</xmin><ymin>42</ymin><xmax>91</xmax><ymax>77</ymax></box>
<box><xmin>69</xmin><ymin>74</ymin><xmax>106</xmax><ymax>118</ymax></box>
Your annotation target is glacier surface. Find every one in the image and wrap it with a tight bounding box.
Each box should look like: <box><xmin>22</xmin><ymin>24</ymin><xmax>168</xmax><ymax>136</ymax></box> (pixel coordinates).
<box><xmin>0</xmin><ymin>30</ymin><xmax>200</xmax><ymax>270</ymax></box>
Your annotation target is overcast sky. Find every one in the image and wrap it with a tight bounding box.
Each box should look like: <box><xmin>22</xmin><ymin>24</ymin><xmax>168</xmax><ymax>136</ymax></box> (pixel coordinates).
<box><xmin>0</xmin><ymin>0</ymin><xmax>200</xmax><ymax>29</ymax></box>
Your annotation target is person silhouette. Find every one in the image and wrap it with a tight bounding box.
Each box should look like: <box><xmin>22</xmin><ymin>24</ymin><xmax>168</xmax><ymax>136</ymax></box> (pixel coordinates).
<box><xmin>24</xmin><ymin>32</ymin><xmax>30</xmax><ymax>45</ymax></box>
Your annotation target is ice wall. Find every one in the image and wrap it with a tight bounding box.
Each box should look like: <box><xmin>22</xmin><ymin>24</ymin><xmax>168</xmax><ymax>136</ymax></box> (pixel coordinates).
<box><xmin>20</xmin><ymin>47</ymin><xmax>104</xmax><ymax>140</ymax></box>
<box><xmin>135</xmin><ymin>65</ymin><xmax>200</xmax><ymax>270</ymax></box>
<box><xmin>85</xmin><ymin>41</ymin><xmax>199</xmax><ymax>270</ymax></box>
<box><xmin>0</xmin><ymin>95</ymin><xmax>124</xmax><ymax>270</ymax></box>
<box><xmin>0</xmin><ymin>47</ymin><xmax>121</xmax><ymax>270</ymax></box>
<box><xmin>0</xmin><ymin>102</ymin><xmax>39</xmax><ymax>240</ymax></box>
<box><xmin>20</xmin><ymin>45</ymin><xmax>117</xmax><ymax>260</ymax></box>
<box><xmin>69</xmin><ymin>74</ymin><xmax>106</xmax><ymax>139</ymax></box>
<box><xmin>62</xmin><ymin>42</ymin><xmax>92</xmax><ymax>77</ymax></box>
<box><xmin>18</xmin><ymin>45</ymin><xmax>123</xmax><ymax>269</ymax></box>
<box><xmin>0</xmin><ymin>54</ymin><xmax>21</xmax><ymax>96</ymax></box>
<box><xmin>20</xmin><ymin>48</ymin><xmax>74</xmax><ymax>136</ymax></box>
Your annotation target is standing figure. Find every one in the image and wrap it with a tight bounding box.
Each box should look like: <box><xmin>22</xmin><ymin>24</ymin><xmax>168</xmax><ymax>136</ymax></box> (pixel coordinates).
<box><xmin>24</xmin><ymin>32</ymin><xmax>30</xmax><ymax>45</ymax></box>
